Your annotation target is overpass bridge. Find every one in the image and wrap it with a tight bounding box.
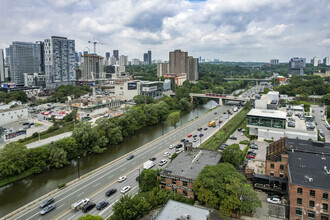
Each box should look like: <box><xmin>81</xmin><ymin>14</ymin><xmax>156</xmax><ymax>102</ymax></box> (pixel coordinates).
<box><xmin>223</xmin><ymin>78</ymin><xmax>272</xmax><ymax>82</ymax></box>
<box><xmin>189</xmin><ymin>93</ymin><xmax>246</xmax><ymax>105</ymax></box>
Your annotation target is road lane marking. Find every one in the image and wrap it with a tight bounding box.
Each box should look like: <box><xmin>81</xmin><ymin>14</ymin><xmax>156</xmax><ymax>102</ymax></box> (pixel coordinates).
<box><xmin>58</xmin><ymin>203</ymin><xmax>65</xmax><ymax>209</ymax></box>
<box><xmin>67</xmin><ymin>212</ymin><xmax>78</xmax><ymax>220</ymax></box>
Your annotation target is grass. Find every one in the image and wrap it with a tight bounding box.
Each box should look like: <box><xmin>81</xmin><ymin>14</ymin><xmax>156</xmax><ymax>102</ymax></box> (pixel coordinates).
<box><xmin>200</xmin><ymin>108</ymin><xmax>250</xmax><ymax>150</ymax></box>
<box><xmin>0</xmin><ymin>168</ymin><xmax>36</xmax><ymax>187</ymax></box>
<box><xmin>34</xmin><ymin>123</ymin><xmax>42</xmax><ymax>127</ymax></box>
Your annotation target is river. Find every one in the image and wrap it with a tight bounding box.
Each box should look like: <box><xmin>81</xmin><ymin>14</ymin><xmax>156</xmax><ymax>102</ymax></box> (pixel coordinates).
<box><xmin>0</xmin><ymin>100</ymin><xmax>218</xmax><ymax>218</ymax></box>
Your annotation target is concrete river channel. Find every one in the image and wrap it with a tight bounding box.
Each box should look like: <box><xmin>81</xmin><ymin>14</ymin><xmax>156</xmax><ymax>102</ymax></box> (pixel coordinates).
<box><xmin>0</xmin><ymin>101</ymin><xmax>223</xmax><ymax>218</ymax></box>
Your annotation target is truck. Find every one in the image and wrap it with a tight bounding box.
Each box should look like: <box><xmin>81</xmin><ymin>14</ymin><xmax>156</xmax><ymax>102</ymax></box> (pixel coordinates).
<box><xmin>71</xmin><ymin>198</ymin><xmax>90</xmax><ymax>211</ymax></box>
<box><xmin>233</xmin><ymin>106</ymin><xmax>238</xmax><ymax>112</ymax></box>
<box><xmin>143</xmin><ymin>160</ymin><xmax>155</xmax><ymax>169</ymax></box>
<box><xmin>208</xmin><ymin>121</ymin><xmax>215</xmax><ymax>127</ymax></box>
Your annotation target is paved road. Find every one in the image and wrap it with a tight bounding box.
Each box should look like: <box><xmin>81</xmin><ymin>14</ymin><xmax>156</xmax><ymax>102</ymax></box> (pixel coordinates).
<box><xmin>311</xmin><ymin>105</ymin><xmax>329</xmax><ymax>142</ymax></box>
<box><xmin>25</xmin><ymin>132</ymin><xmax>73</xmax><ymax>149</ymax></box>
<box><xmin>6</xmin><ymin>105</ymin><xmax>238</xmax><ymax>220</ymax></box>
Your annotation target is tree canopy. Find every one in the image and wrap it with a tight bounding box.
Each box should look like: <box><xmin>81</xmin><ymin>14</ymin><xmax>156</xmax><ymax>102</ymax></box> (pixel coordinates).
<box><xmin>221</xmin><ymin>144</ymin><xmax>244</xmax><ymax>167</ymax></box>
<box><xmin>140</xmin><ymin>169</ymin><xmax>158</xmax><ymax>192</ymax></box>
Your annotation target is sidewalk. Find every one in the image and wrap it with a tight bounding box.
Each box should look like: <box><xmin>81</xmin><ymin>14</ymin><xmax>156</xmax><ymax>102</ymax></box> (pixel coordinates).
<box><xmin>25</xmin><ymin>131</ymin><xmax>72</xmax><ymax>148</ymax></box>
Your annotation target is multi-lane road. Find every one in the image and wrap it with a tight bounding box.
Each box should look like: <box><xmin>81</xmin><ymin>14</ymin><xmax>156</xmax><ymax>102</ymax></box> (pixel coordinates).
<box><xmin>6</xmin><ymin>104</ymin><xmax>239</xmax><ymax>220</ymax></box>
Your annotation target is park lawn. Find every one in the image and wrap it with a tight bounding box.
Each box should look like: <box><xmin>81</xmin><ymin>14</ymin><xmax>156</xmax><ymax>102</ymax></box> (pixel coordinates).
<box><xmin>200</xmin><ymin>108</ymin><xmax>250</xmax><ymax>150</ymax></box>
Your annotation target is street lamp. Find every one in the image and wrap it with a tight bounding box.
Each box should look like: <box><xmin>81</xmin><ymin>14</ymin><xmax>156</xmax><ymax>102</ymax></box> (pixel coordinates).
<box><xmin>77</xmin><ymin>156</ymin><xmax>80</xmax><ymax>179</ymax></box>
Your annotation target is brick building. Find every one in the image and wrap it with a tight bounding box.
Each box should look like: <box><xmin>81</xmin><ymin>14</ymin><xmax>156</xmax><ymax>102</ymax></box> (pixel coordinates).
<box><xmin>158</xmin><ymin>145</ymin><xmax>221</xmax><ymax>199</ymax></box>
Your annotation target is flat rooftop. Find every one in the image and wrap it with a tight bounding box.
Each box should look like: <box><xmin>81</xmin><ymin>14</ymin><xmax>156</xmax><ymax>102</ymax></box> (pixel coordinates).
<box><xmin>156</xmin><ymin>200</ymin><xmax>210</xmax><ymax>220</ymax></box>
<box><xmin>247</xmin><ymin>109</ymin><xmax>286</xmax><ymax>119</ymax></box>
<box><xmin>160</xmin><ymin>149</ymin><xmax>221</xmax><ymax>180</ymax></box>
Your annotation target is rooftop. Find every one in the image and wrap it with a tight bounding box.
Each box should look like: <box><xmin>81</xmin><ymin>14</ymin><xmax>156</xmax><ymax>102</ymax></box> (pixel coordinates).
<box><xmin>286</xmin><ymin>139</ymin><xmax>330</xmax><ymax>191</ymax></box>
<box><xmin>155</xmin><ymin>200</ymin><xmax>210</xmax><ymax>220</ymax></box>
<box><xmin>160</xmin><ymin>149</ymin><xmax>221</xmax><ymax>180</ymax></box>
<box><xmin>247</xmin><ymin>108</ymin><xmax>286</xmax><ymax>119</ymax></box>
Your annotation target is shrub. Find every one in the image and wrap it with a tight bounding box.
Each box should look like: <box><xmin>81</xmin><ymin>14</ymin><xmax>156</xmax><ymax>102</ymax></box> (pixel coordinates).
<box><xmin>57</xmin><ymin>183</ymin><xmax>66</xmax><ymax>189</ymax></box>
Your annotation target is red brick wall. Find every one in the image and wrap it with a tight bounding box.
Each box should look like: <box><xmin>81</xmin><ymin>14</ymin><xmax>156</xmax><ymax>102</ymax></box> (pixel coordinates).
<box><xmin>265</xmin><ymin>154</ymin><xmax>288</xmax><ymax>178</ymax></box>
<box><xmin>289</xmin><ymin>182</ymin><xmax>330</xmax><ymax>220</ymax></box>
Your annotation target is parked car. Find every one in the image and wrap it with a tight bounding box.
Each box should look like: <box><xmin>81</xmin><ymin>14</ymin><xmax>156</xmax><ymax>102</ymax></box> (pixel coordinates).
<box><xmin>118</xmin><ymin>176</ymin><xmax>127</xmax><ymax>183</ymax></box>
<box><xmin>199</xmin><ymin>133</ymin><xmax>204</xmax><ymax>137</ymax></box>
<box><xmin>127</xmin><ymin>155</ymin><xmax>134</xmax><ymax>160</ymax></box>
<box><xmin>149</xmin><ymin>157</ymin><xmax>156</xmax><ymax>161</ymax></box>
<box><xmin>246</xmin><ymin>154</ymin><xmax>255</xmax><ymax>159</ymax></box>
<box><xmin>219</xmin><ymin>120</ymin><xmax>223</xmax><ymax>124</ymax></box>
<box><xmin>181</xmin><ymin>139</ymin><xmax>186</xmax><ymax>142</ymax></box>
<box><xmin>40</xmin><ymin>204</ymin><xmax>55</xmax><ymax>215</ymax></box>
<box><xmin>159</xmin><ymin>159</ymin><xmax>168</xmax><ymax>166</ymax></box>
<box><xmin>40</xmin><ymin>198</ymin><xmax>54</xmax><ymax>208</ymax></box>
<box><xmin>169</xmin><ymin>144</ymin><xmax>175</xmax><ymax>149</ymax></box>
<box><xmin>176</xmin><ymin>149</ymin><xmax>183</xmax><ymax>154</ymax></box>
<box><xmin>267</xmin><ymin>196</ymin><xmax>281</xmax><ymax>204</ymax></box>
<box><xmin>193</xmin><ymin>134</ymin><xmax>198</xmax><ymax>138</ymax></box>
<box><xmin>193</xmin><ymin>138</ymin><xmax>199</xmax><ymax>142</ymax></box>
<box><xmin>163</xmin><ymin>152</ymin><xmax>171</xmax><ymax>157</ymax></box>
<box><xmin>204</xmin><ymin>128</ymin><xmax>208</xmax><ymax>130</ymax></box>
<box><xmin>105</xmin><ymin>188</ymin><xmax>117</xmax><ymax>196</ymax></box>
<box><xmin>96</xmin><ymin>201</ymin><xmax>109</xmax><ymax>210</ymax></box>
<box><xmin>121</xmin><ymin>186</ymin><xmax>131</xmax><ymax>194</ymax></box>
<box><xmin>197</xmin><ymin>128</ymin><xmax>202</xmax><ymax>131</ymax></box>
<box><xmin>229</xmin><ymin>135</ymin><xmax>237</xmax><ymax>140</ymax></box>
<box><xmin>214</xmin><ymin>112</ymin><xmax>217</xmax><ymax>115</ymax></box>
<box><xmin>250</xmin><ymin>144</ymin><xmax>259</xmax><ymax>150</ymax></box>
<box><xmin>187</xmin><ymin>134</ymin><xmax>192</xmax><ymax>138</ymax></box>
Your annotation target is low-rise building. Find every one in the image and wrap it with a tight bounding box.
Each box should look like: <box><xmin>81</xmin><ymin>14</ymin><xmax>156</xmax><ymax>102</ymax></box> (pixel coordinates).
<box><xmin>155</xmin><ymin>200</ymin><xmax>210</xmax><ymax>220</ymax></box>
<box><xmin>140</xmin><ymin>81</ymin><xmax>164</xmax><ymax>99</ymax></box>
<box><xmin>0</xmin><ymin>105</ymin><xmax>28</xmax><ymax>126</ymax></box>
<box><xmin>158</xmin><ymin>145</ymin><xmax>221</xmax><ymax>199</ymax></box>
<box><xmin>163</xmin><ymin>73</ymin><xmax>186</xmax><ymax>86</ymax></box>
<box><xmin>23</xmin><ymin>73</ymin><xmax>46</xmax><ymax>89</ymax></box>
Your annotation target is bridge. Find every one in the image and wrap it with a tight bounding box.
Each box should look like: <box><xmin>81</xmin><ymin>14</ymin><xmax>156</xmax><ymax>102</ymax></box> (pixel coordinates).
<box><xmin>189</xmin><ymin>93</ymin><xmax>246</xmax><ymax>105</ymax></box>
<box><xmin>223</xmin><ymin>78</ymin><xmax>272</xmax><ymax>82</ymax></box>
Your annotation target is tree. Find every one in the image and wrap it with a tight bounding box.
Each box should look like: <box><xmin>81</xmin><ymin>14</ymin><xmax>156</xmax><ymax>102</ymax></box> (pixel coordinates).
<box><xmin>166</xmin><ymin>111</ymin><xmax>180</xmax><ymax>128</ymax></box>
<box><xmin>78</xmin><ymin>214</ymin><xmax>103</xmax><ymax>220</ymax></box>
<box><xmin>221</xmin><ymin>144</ymin><xmax>244</xmax><ymax>167</ymax></box>
<box><xmin>133</xmin><ymin>95</ymin><xmax>146</xmax><ymax>105</ymax></box>
<box><xmin>0</xmin><ymin>143</ymin><xmax>28</xmax><ymax>177</ymax></box>
<box><xmin>143</xmin><ymin>104</ymin><xmax>159</xmax><ymax>125</ymax></box>
<box><xmin>48</xmin><ymin>146</ymin><xmax>68</xmax><ymax>168</ymax></box>
<box><xmin>154</xmin><ymin>101</ymin><xmax>170</xmax><ymax>122</ymax></box>
<box><xmin>72</xmin><ymin>122</ymin><xmax>100</xmax><ymax>151</ymax></box>
<box><xmin>140</xmin><ymin>169</ymin><xmax>158</xmax><ymax>192</ymax></box>
<box><xmin>26</xmin><ymin>147</ymin><xmax>49</xmax><ymax>174</ymax></box>
<box><xmin>52</xmin><ymin>137</ymin><xmax>80</xmax><ymax>159</ymax></box>
<box><xmin>112</xmin><ymin>194</ymin><xmax>138</xmax><ymax>220</ymax></box>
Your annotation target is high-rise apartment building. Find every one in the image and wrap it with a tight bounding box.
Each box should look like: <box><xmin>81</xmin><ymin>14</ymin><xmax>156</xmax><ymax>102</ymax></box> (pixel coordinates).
<box><xmin>44</xmin><ymin>36</ymin><xmax>75</xmax><ymax>89</ymax></box>
<box><xmin>324</xmin><ymin>57</ymin><xmax>330</xmax><ymax>66</ymax></box>
<box><xmin>131</xmin><ymin>58</ymin><xmax>140</xmax><ymax>65</ymax></box>
<box><xmin>9</xmin><ymin>41</ymin><xmax>41</xmax><ymax>85</ymax></box>
<box><xmin>105</xmin><ymin>52</ymin><xmax>110</xmax><ymax>59</ymax></box>
<box><xmin>119</xmin><ymin>55</ymin><xmax>128</xmax><ymax>66</ymax></box>
<box><xmin>157</xmin><ymin>61</ymin><xmax>169</xmax><ymax>77</ymax></box>
<box><xmin>5</xmin><ymin>48</ymin><xmax>10</xmax><ymax>66</ymax></box>
<box><xmin>311</xmin><ymin>56</ymin><xmax>318</xmax><ymax>67</ymax></box>
<box><xmin>169</xmin><ymin>49</ymin><xmax>188</xmax><ymax>74</ymax></box>
<box><xmin>187</xmin><ymin>56</ymin><xmax>199</xmax><ymax>81</ymax></box>
<box><xmin>289</xmin><ymin>57</ymin><xmax>306</xmax><ymax>76</ymax></box>
<box><xmin>148</xmin><ymin>50</ymin><xmax>152</xmax><ymax>64</ymax></box>
<box><xmin>143</xmin><ymin>53</ymin><xmax>148</xmax><ymax>64</ymax></box>
<box><xmin>113</xmin><ymin>50</ymin><xmax>119</xmax><ymax>61</ymax></box>
<box><xmin>81</xmin><ymin>54</ymin><xmax>104</xmax><ymax>80</ymax></box>
<box><xmin>0</xmin><ymin>49</ymin><xmax>5</xmax><ymax>82</ymax></box>
<box><xmin>270</xmin><ymin>59</ymin><xmax>279</xmax><ymax>65</ymax></box>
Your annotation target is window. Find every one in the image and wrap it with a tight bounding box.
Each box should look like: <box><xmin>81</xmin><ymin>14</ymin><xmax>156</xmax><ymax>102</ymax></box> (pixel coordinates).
<box><xmin>308</xmin><ymin>211</ymin><xmax>315</xmax><ymax>219</ymax></box>
<box><xmin>296</xmin><ymin>208</ymin><xmax>303</xmax><ymax>216</ymax></box>
<box><xmin>324</xmin><ymin>203</ymin><xmax>329</xmax><ymax>212</ymax></box>
<box><xmin>324</xmin><ymin>193</ymin><xmax>329</xmax><ymax>200</ymax></box>
<box><xmin>183</xmin><ymin>190</ymin><xmax>187</xmax><ymax>196</ymax></box>
<box><xmin>280</xmin><ymin>173</ymin><xmax>284</xmax><ymax>178</ymax></box>
<box><xmin>271</xmin><ymin>163</ymin><xmax>275</xmax><ymax>169</ymax></box>
<box><xmin>321</xmin><ymin>214</ymin><xmax>329</xmax><ymax>220</ymax></box>
<box><xmin>280</xmin><ymin>164</ymin><xmax>284</xmax><ymax>170</ymax></box>
<box><xmin>310</xmin><ymin>190</ymin><xmax>315</xmax><ymax>198</ymax></box>
<box><xmin>309</xmin><ymin>200</ymin><xmax>315</xmax><ymax>208</ymax></box>
<box><xmin>270</xmin><ymin>171</ymin><xmax>274</xmax><ymax>176</ymax></box>
<box><xmin>298</xmin><ymin>188</ymin><xmax>303</xmax><ymax>195</ymax></box>
<box><xmin>172</xmin><ymin>179</ymin><xmax>176</xmax><ymax>185</ymax></box>
<box><xmin>297</xmin><ymin>198</ymin><xmax>302</xmax><ymax>206</ymax></box>
<box><xmin>183</xmin><ymin>181</ymin><xmax>188</xmax><ymax>187</ymax></box>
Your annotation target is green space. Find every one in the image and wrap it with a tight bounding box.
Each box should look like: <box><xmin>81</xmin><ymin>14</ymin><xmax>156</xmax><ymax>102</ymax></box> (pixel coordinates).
<box><xmin>200</xmin><ymin>105</ymin><xmax>250</xmax><ymax>150</ymax></box>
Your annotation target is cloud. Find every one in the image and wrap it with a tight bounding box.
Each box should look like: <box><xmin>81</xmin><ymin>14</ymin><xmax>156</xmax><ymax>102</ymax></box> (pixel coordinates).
<box><xmin>0</xmin><ymin>0</ymin><xmax>329</xmax><ymax>61</ymax></box>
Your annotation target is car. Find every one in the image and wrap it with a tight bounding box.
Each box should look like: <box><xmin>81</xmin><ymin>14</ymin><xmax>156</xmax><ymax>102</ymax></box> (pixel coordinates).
<box><xmin>199</xmin><ymin>133</ymin><xmax>204</xmax><ymax>137</ymax></box>
<box><xmin>246</xmin><ymin>154</ymin><xmax>255</xmax><ymax>159</ymax></box>
<box><xmin>229</xmin><ymin>135</ymin><xmax>237</xmax><ymax>140</ymax></box>
<box><xmin>219</xmin><ymin>143</ymin><xmax>228</xmax><ymax>150</ymax></box>
<box><xmin>105</xmin><ymin>188</ymin><xmax>117</xmax><ymax>196</ymax></box>
<box><xmin>176</xmin><ymin>144</ymin><xmax>183</xmax><ymax>148</ymax></box>
<box><xmin>267</xmin><ymin>196</ymin><xmax>281</xmax><ymax>204</ymax></box>
<box><xmin>127</xmin><ymin>155</ymin><xmax>134</xmax><ymax>160</ymax></box>
<box><xmin>241</xmin><ymin>131</ymin><xmax>244</xmax><ymax>136</ymax></box>
<box><xmin>223</xmin><ymin>112</ymin><xmax>226</xmax><ymax>114</ymax></box>
<box><xmin>219</xmin><ymin>120</ymin><xmax>223</xmax><ymax>124</ymax></box>
<box><xmin>193</xmin><ymin>138</ymin><xmax>199</xmax><ymax>142</ymax></box>
<box><xmin>250</xmin><ymin>144</ymin><xmax>259</xmax><ymax>150</ymax></box>
<box><xmin>40</xmin><ymin>204</ymin><xmax>55</xmax><ymax>215</ymax></box>
<box><xmin>159</xmin><ymin>159</ymin><xmax>168</xmax><ymax>166</ymax></box>
<box><xmin>193</xmin><ymin>134</ymin><xmax>198</xmax><ymax>138</ymax></box>
<box><xmin>197</xmin><ymin>128</ymin><xmax>202</xmax><ymax>131</ymax></box>
<box><xmin>181</xmin><ymin>139</ymin><xmax>186</xmax><ymax>142</ymax></box>
<box><xmin>184</xmin><ymin>139</ymin><xmax>189</xmax><ymax>143</ymax></box>
<box><xmin>40</xmin><ymin>197</ymin><xmax>54</xmax><ymax>208</ymax></box>
<box><xmin>136</xmin><ymin>176</ymin><xmax>140</xmax><ymax>181</ymax></box>
<box><xmin>238</xmin><ymin>128</ymin><xmax>242</xmax><ymax>131</ymax></box>
<box><xmin>96</xmin><ymin>201</ymin><xmax>109</xmax><ymax>210</ymax></box>
<box><xmin>118</xmin><ymin>176</ymin><xmax>127</xmax><ymax>183</ymax></box>
<box><xmin>149</xmin><ymin>157</ymin><xmax>156</xmax><ymax>161</ymax></box>
<box><xmin>163</xmin><ymin>152</ymin><xmax>170</xmax><ymax>157</ymax></box>
<box><xmin>212</xmin><ymin>125</ymin><xmax>216</xmax><ymax>128</ymax></box>
<box><xmin>214</xmin><ymin>112</ymin><xmax>217</xmax><ymax>115</ymax></box>
<box><xmin>82</xmin><ymin>202</ymin><xmax>96</xmax><ymax>213</ymax></box>
<box><xmin>204</xmin><ymin>128</ymin><xmax>208</xmax><ymax>130</ymax></box>
<box><xmin>187</xmin><ymin>134</ymin><xmax>192</xmax><ymax>138</ymax></box>
<box><xmin>121</xmin><ymin>186</ymin><xmax>131</xmax><ymax>194</ymax></box>
<box><xmin>169</xmin><ymin>144</ymin><xmax>175</xmax><ymax>149</ymax></box>
<box><xmin>176</xmin><ymin>149</ymin><xmax>183</xmax><ymax>154</ymax></box>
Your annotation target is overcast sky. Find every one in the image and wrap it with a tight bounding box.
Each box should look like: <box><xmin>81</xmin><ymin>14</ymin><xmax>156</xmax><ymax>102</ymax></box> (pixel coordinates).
<box><xmin>1</xmin><ymin>0</ymin><xmax>329</xmax><ymax>62</ymax></box>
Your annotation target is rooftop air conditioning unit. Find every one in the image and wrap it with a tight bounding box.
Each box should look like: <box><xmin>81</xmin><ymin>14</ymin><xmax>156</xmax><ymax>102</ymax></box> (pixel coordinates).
<box><xmin>309</xmin><ymin>178</ymin><xmax>313</xmax><ymax>182</ymax></box>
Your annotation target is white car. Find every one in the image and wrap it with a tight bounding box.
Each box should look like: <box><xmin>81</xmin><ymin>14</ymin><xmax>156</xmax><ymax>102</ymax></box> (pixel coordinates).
<box><xmin>267</xmin><ymin>197</ymin><xmax>281</xmax><ymax>204</ymax></box>
<box><xmin>163</xmin><ymin>152</ymin><xmax>170</xmax><ymax>157</ymax></box>
<box><xmin>176</xmin><ymin>149</ymin><xmax>183</xmax><ymax>154</ymax></box>
<box><xmin>118</xmin><ymin>176</ymin><xmax>127</xmax><ymax>183</ymax></box>
<box><xmin>121</xmin><ymin>186</ymin><xmax>131</xmax><ymax>194</ymax></box>
<box><xmin>159</xmin><ymin>159</ymin><xmax>168</xmax><ymax>166</ymax></box>
<box><xmin>193</xmin><ymin>138</ymin><xmax>199</xmax><ymax>142</ymax></box>
<box><xmin>169</xmin><ymin>144</ymin><xmax>175</xmax><ymax>149</ymax></box>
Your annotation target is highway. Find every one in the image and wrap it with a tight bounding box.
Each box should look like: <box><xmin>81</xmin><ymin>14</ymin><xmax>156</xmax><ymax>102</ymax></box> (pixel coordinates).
<box><xmin>311</xmin><ymin>105</ymin><xmax>329</xmax><ymax>142</ymax></box>
<box><xmin>5</xmin><ymin>104</ymin><xmax>238</xmax><ymax>220</ymax></box>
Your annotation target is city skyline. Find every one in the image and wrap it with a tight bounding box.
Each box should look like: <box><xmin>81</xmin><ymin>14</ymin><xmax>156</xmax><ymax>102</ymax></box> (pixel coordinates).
<box><xmin>0</xmin><ymin>0</ymin><xmax>330</xmax><ymax>62</ymax></box>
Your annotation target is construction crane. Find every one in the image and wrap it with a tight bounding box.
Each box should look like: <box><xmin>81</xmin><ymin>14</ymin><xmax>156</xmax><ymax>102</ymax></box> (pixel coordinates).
<box><xmin>88</xmin><ymin>39</ymin><xmax>104</xmax><ymax>54</ymax></box>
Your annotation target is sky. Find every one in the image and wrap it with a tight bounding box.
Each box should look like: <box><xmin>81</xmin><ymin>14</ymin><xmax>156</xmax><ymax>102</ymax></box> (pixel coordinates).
<box><xmin>0</xmin><ymin>0</ymin><xmax>330</xmax><ymax>62</ymax></box>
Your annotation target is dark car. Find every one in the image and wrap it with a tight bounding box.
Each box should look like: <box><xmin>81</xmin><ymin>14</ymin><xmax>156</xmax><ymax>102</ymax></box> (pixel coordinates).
<box><xmin>136</xmin><ymin>176</ymin><xmax>140</xmax><ymax>181</ymax></box>
<box><xmin>197</xmin><ymin>128</ymin><xmax>202</xmax><ymax>131</ymax></box>
<box><xmin>212</xmin><ymin>125</ymin><xmax>216</xmax><ymax>128</ymax></box>
<box><xmin>96</xmin><ymin>201</ymin><xmax>109</xmax><ymax>210</ymax></box>
<box><xmin>204</xmin><ymin>128</ymin><xmax>208</xmax><ymax>130</ymax></box>
<box><xmin>238</xmin><ymin>128</ymin><xmax>242</xmax><ymax>131</ymax></box>
<box><xmin>176</xmin><ymin>144</ymin><xmax>183</xmax><ymax>148</ymax></box>
<box><xmin>180</xmin><ymin>139</ymin><xmax>186</xmax><ymax>142</ymax></box>
<box><xmin>82</xmin><ymin>202</ymin><xmax>95</xmax><ymax>213</ymax></box>
<box><xmin>40</xmin><ymin>197</ymin><xmax>54</xmax><ymax>208</ymax></box>
<box><xmin>184</xmin><ymin>139</ymin><xmax>189</xmax><ymax>143</ymax></box>
<box><xmin>40</xmin><ymin>204</ymin><xmax>55</xmax><ymax>215</ymax></box>
<box><xmin>23</xmin><ymin>122</ymin><xmax>29</xmax><ymax>126</ymax></box>
<box><xmin>127</xmin><ymin>155</ymin><xmax>134</xmax><ymax>160</ymax></box>
<box><xmin>105</xmin><ymin>188</ymin><xmax>117</xmax><ymax>197</ymax></box>
<box><xmin>149</xmin><ymin>157</ymin><xmax>156</xmax><ymax>161</ymax></box>
<box><xmin>199</xmin><ymin>133</ymin><xmax>204</xmax><ymax>137</ymax></box>
<box><xmin>193</xmin><ymin>134</ymin><xmax>198</xmax><ymax>138</ymax></box>
<box><xmin>219</xmin><ymin>143</ymin><xmax>228</xmax><ymax>150</ymax></box>
<box><xmin>229</xmin><ymin>135</ymin><xmax>237</xmax><ymax>140</ymax></box>
<box><xmin>219</xmin><ymin>120</ymin><xmax>223</xmax><ymax>124</ymax></box>
<box><xmin>214</xmin><ymin>112</ymin><xmax>217</xmax><ymax>115</ymax></box>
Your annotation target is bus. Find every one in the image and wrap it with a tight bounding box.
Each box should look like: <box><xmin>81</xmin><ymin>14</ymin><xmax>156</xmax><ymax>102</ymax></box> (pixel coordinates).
<box><xmin>208</xmin><ymin>121</ymin><xmax>215</xmax><ymax>127</ymax></box>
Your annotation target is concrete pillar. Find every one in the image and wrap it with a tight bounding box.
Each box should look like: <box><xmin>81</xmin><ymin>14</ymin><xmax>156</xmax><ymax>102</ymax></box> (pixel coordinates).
<box><xmin>190</xmin><ymin>96</ymin><xmax>193</xmax><ymax>104</ymax></box>
<box><xmin>219</xmin><ymin>98</ymin><xmax>223</xmax><ymax>106</ymax></box>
